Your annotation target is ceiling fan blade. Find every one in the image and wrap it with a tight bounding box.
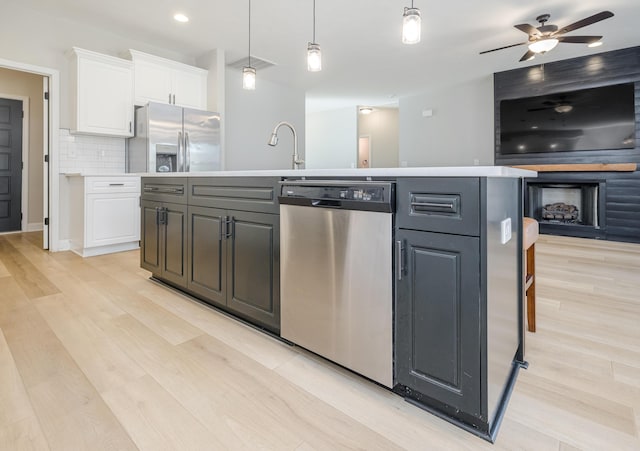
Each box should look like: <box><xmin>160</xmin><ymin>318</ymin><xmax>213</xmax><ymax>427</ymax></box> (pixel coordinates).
<box><xmin>514</xmin><ymin>23</ymin><xmax>540</xmax><ymax>36</ymax></box>
<box><xmin>553</xmin><ymin>11</ymin><xmax>613</xmax><ymax>35</ymax></box>
<box><xmin>479</xmin><ymin>42</ymin><xmax>527</xmax><ymax>54</ymax></box>
<box><xmin>519</xmin><ymin>50</ymin><xmax>536</xmax><ymax>62</ymax></box>
<box><xmin>557</xmin><ymin>35</ymin><xmax>603</xmax><ymax>44</ymax></box>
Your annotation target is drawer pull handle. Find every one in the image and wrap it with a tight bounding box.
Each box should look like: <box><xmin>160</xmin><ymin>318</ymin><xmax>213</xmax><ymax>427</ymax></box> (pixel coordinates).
<box><xmin>411</xmin><ymin>201</ymin><xmax>454</xmax><ymax>209</ymax></box>
<box><xmin>143</xmin><ymin>186</ymin><xmax>184</xmax><ymax>194</ymax></box>
<box><xmin>109</xmin><ymin>183</ymin><xmax>125</xmax><ymax>186</ymax></box>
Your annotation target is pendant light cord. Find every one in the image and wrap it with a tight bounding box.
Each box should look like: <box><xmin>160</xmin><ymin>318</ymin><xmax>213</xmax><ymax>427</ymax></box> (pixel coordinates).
<box><xmin>248</xmin><ymin>0</ymin><xmax>252</xmax><ymax>67</ymax></box>
<box><xmin>312</xmin><ymin>0</ymin><xmax>316</xmax><ymax>43</ymax></box>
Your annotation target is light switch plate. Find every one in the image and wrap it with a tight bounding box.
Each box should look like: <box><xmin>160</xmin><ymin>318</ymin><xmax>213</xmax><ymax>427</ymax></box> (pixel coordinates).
<box><xmin>500</xmin><ymin>218</ymin><xmax>512</xmax><ymax>244</ymax></box>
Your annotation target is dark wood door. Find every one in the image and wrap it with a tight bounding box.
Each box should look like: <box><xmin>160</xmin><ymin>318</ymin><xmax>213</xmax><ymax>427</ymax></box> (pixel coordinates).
<box><xmin>187</xmin><ymin>205</ymin><xmax>226</xmax><ymax>307</ymax></box>
<box><xmin>161</xmin><ymin>202</ymin><xmax>188</xmax><ymax>288</ymax></box>
<box><xmin>395</xmin><ymin>229</ymin><xmax>482</xmax><ymax>417</ymax></box>
<box><xmin>227</xmin><ymin>211</ymin><xmax>280</xmax><ymax>332</ymax></box>
<box><xmin>140</xmin><ymin>199</ymin><xmax>162</xmax><ymax>274</ymax></box>
<box><xmin>0</xmin><ymin>98</ymin><xmax>23</xmax><ymax>232</ymax></box>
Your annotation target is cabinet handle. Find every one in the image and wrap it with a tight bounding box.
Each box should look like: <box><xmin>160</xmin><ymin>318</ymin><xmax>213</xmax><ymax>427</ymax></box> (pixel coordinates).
<box><xmin>223</xmin><ymin>216</ymin><xmax>233</xmax><ymax>239</ymax></box>
<box><xmin>410</xmin><ymin>201</ymin><xmax>455</xmax><ymax>209</ymax></box>
<box><xmin>396</xmin><ymin>240</ymin><xmax>404</xmax><ymax>281</ymax></box>
<box><xmin>129</xmin><ymin>121</ymin><xmax>132</xmax><ymax>133</ymax></box>
<box><xmin>162</xmin><ymin>207</ymin><xmax>168</xmax><ymax>225</ymax></box>
<box><xmin>109</xmin><ymin>183</ymin><xmax>125</xmax><ymax>186</ymax></box>
<box><xmin>169</xmin><ymin>93</ymin><xmax>172</xmax><ymax>104</ymax></box>
<box><xmin>172</xmin><ymin>94</ymin><xmax>176</xmax><ymax>104</ymax></box>
<box><xmin>155</xmin><ymin>207</ymin><xmax>161</xmax><ymax>225</ymax></box>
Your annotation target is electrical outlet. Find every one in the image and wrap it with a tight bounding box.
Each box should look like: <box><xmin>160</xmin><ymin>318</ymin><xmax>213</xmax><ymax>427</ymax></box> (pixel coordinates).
<box><xmin>500</xmin><ymin>218</ymin><xmax>512</xmax><ymax>244</ymax></box>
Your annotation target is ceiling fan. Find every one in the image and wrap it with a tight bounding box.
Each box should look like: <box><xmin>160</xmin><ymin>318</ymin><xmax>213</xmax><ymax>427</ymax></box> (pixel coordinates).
<box><xmin>480</xmin><ymin>11</ymin><xmax>614</xmax><ymax>62</ymax></box>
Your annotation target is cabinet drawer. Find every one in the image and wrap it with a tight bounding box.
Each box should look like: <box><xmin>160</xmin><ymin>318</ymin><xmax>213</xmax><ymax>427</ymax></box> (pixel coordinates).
<box><xmin>188</xmin><ymin>177</ymin><xmax>280</xmax><ymax>214</ymax></box>
<box><xmin>86</xmin><ymin>176</ymin><xmax>140</xmax><ymax>194</ymax></box>
<box><xmin>141</xmin><ymin>177</ymin><xmax>188</xmax><ymax>203</ymax></box>
<box><xmin>397</xmin><ymin>178</ymin><xmax>480</xmax><ymax>236</ymax></box>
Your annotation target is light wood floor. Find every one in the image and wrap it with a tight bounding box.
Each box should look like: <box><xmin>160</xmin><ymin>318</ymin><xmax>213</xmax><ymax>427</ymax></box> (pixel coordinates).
<box><xmin>0</xmin><ymin>232</ymin><xmax>639</xmax><ymax>450</ymax></box>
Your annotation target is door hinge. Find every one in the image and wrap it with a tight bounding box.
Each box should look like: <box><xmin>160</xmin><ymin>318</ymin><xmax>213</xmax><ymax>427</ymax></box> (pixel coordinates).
<box><xmin>44</xmin><ymin>217</ymin><xmax>49</xmax><ymax>226</ymax></box>
<box><xmin>44</xmin><ymin>92</ymin><xmax>49</xmax><ymax>101</ymax></box>
<box><xmin>44</xmin><ymin>155</ymin><xmax>49</xmax><ymax>163</ymax></box>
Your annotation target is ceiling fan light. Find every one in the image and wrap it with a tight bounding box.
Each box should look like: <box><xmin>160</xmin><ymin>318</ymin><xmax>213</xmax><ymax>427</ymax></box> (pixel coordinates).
<box><xmin>554</xmin><ymin>104</ymin><xmax>573</xmax><ymax>114</ymax></box>
<box><xmin>588</xmin><ymin>40</ymin><xmax>603</xmax><ymax>48</ymax></box>
<box><xmin>307</xmin><ymin>43</ymin><xmax>322</xmax><ymax>72</ymax></box>
<box><xmin>402</xmin><ymin>7</ymin><xmax>421</xmax><ymax>44</ymax></box>
<box><xmin>359</xmin><ymin>107</ymin><xmax>373</xmax><ymax>115</ymax></box>
<box><xmin>528</xmin><ymin>38</ymin><xmax>559</xmax><ymax>54</ymax></box>
<box><xmin>242</xmin><ymin>66</ymin><xmax>256</xmax><ymax>90</ymax></box>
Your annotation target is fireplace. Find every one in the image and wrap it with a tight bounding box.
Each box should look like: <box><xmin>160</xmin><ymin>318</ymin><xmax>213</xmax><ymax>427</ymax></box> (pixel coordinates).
<box><xmin>526</xmin><ymin>180</ymin><xmax>606</xmax><ymax>238</ymax></box>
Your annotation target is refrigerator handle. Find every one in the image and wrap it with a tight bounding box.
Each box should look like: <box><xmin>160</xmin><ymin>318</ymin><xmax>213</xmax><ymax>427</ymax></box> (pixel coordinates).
<box><xmin>177</xmin><ymin>131</ymin><xmax>183</xmax><ymax>172</ymax></box>
<box><xmin>185</xmin><ymin>132</ymin><xmax>191</xmax><ymax>172</ymax></box>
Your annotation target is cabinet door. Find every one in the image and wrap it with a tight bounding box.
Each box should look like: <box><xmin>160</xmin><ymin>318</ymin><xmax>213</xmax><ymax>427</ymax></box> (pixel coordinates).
<box><xmin>395</xmin><ymin>229</ymin><xmax>481</xmax><ymax>416</ymax></box>
<box><xmin>140</xmin><ymin>199</ymin><xmax>162</xmax><ymax>274</ymax></box>
<box><xmin>187</xmin><ymin>206</ymin><xmax>226</xmax><ymax>306</ymax></box>
<box><xmin>227</xmin><ymin>211</ymin><xmax>280</xmax><ymax>332</ymax></box>
<box><xmin>161</xmin><ymin>202</ymin><xmax>188</xmax><ymax>288</ymax></box>
<box><xmin>133</xmin><ymin>59</ymin><xmax>173</xmax><ymax>106</ymax></box>
<box><xmin>76</xmin><ymin>53</ymin><xmax>133</xmax><ymax>137</ymax></box>
<box><xmin>86</xmin><ymin>193</ymin><xmax>140</xmax><ymax>247</ymax></box>
<box><xmin>172</xmin><ymin>68</ymin><xmax>207</xmax><ymax>109</ymax></box>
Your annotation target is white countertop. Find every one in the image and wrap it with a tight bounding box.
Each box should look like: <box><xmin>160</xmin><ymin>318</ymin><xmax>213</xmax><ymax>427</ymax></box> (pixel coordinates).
<box><xmin>64</xmin><ymin>173</ymin><xmax>141</xmax><ymax>177</ymax></box>
<box><xmin>125</xmin><ymin>166</ymin><xmax>537</xmax><ymax>178</ymax></box>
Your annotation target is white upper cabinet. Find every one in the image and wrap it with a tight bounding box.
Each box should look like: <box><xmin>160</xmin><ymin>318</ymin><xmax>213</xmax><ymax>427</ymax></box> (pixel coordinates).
<box><xmin>69</xmin><ymin>47</ymin><xmax>134</xmax><ymax>137</ymax></box>
<box><xmin>128</xmin><ymin>50</ymin><xmax>208</xmax><ymax>110</ymax></box>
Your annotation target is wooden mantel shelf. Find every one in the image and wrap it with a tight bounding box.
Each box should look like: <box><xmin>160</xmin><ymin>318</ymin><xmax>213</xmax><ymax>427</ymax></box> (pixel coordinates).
<box><xmin>510</xmin><ymin>163</ymin><xmax>638</xmax><ymax>172</ymax></box>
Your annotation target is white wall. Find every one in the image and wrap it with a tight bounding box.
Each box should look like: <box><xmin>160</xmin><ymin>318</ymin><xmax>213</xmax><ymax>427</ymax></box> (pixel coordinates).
<box><xmin>224</xmin><ymin>67</ymin><xmax>306</xmax><ymax>170</ymax></box>
<box><xmin>305</xmin><ymin>107</ymin><xmax>358</xmax><ymax>169</ymax></box>
<box><xmin>358</xmin><ymin>107</ymin><xmax>399</xmax><ymax>168</ymax></box>
<box><xmin>399</xmin><ymin>76</ymin><xmax>495</xmax><ymax>167</ymax></box>
<box><xmin>0</xmin><ymin>2</ymin><xmax>196</xmax><ymax>130</ymax></box>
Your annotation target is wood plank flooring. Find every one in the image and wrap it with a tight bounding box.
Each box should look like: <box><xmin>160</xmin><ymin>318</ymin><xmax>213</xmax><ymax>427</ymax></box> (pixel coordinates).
<box><xmin>0</xmin><ymin>232</ymin><xmax>639</xmax><ymax>450</ymax></box>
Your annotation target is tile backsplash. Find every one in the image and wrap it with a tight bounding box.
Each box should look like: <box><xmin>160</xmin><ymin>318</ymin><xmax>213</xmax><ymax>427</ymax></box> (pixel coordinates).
<box><xmin>58</xmin><ymin>129</ymin><xmax>126</xmax><ymax>174</ymax></box>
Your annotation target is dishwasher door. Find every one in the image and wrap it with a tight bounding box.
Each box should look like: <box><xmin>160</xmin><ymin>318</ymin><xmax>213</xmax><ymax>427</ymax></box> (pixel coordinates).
<box><xmin>280</xmin><ymin>204</ymin><xmax>393</xmax><ymax>387</ymax></box>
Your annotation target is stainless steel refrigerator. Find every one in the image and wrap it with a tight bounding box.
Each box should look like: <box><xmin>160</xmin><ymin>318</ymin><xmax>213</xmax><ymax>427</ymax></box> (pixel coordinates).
<box><xmin>127</xmin><ymin>102</ymin><xmax>221</xmax><ymax>173</ymax></box>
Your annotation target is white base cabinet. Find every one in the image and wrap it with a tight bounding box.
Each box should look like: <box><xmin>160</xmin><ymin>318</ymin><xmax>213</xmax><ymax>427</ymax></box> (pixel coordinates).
<box><xmin>68</xmin><ymin>176</ymin><xmax>141</xmax><ymax>257</ymax></box>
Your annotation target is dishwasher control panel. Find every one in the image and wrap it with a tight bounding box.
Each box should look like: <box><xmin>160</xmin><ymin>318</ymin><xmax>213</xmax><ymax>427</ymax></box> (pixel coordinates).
<box><xmin>279</xmin><ymin>180</ymin><xmax>395</xmax><ymax>212</ymax></box>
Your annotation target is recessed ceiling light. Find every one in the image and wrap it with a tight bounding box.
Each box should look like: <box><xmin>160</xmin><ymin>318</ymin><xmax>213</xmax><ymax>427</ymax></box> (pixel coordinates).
<box><xmin>588</xmin><ymin>41</ymin><xmax>603</xmax><ymax>48</ymax></box>
<box><xmin>174</xmin><ymin>13</ymin><xmax>189</xmax><ymax>23</ymax></box>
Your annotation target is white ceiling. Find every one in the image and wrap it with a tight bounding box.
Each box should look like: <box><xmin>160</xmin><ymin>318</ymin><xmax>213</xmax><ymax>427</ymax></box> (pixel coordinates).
<box><xmin>16</xmin><ymin>0</ymin><xmax>640</xmax><ymax>111</ymax></box>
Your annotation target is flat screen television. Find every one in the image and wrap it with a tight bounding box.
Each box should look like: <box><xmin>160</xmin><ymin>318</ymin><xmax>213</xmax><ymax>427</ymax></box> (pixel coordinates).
<box><xmin>499</xmin><ymin>82</ymin><xmax>636</xmax><ymax>155</ymax></box>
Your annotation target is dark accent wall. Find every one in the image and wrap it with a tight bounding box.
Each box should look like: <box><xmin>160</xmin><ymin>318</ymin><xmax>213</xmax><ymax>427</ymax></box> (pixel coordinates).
<box><xmin>494</xmin><ymin>46</ymin><xmax>640</xmax><ymax>166</ymax></box>
<box><xmin>493</xmin><ymin>46</ymin><xmax>640</xmax><ymax>243</ymax></box>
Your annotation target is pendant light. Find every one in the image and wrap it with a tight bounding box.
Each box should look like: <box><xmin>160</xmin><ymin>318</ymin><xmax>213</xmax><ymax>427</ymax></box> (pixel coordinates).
<box><xmin>402</xmin><ymin>0</ymin><xmax>421</xmax><ymax>45</ymax></box>
<box><xmin>242</xmin><ymin>0</ymin><xmax>256</xmax><ymax>90</ymax></box>
<box><xmin>307</xmin><ymin>0</ymin><xmax>322</xmax><ymax>71</ymax></box>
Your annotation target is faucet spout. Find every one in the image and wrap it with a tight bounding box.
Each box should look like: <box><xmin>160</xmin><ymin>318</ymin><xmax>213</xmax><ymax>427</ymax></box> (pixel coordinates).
<box><xmin>267</xmin><ymin>121</ymin><xmax>304</xmax><ymax>170</ymax></box>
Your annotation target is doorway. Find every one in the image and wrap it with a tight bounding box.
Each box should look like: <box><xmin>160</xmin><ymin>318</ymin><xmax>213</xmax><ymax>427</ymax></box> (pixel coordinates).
<box><xmin>0</xmin><ymin>98</ymin><xmax>23</xmax><ymax>232</ymax></box>
<box><xmin>0</xmin><ymin>59</ymin><xmax>58</xmax><ymax>250</ymax></box>
<box><xmin>358</xmin><ymin>136</ymin><xmax>370</xmax><ymax>168</ymax></box>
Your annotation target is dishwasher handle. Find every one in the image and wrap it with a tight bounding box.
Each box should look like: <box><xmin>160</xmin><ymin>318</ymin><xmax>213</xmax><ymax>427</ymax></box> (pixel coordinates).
<box><xmin>311</xmin><ymin>199</ymin><xmax>342</xmax><ymax>208</ymax></box>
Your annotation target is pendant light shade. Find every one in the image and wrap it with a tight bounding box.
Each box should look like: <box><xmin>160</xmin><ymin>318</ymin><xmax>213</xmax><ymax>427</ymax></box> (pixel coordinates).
<box><xmin>402</xmin><ymin>2</ymin><xmax>421</xmax><ymax>45</ymax></box>
<box><xmin>242</xmin><ymin>66</ymin><xmax>256</xmax><ymax>90</ymax></box>
<box><xmin>243</xmin><ymin>0</ymin><xmax>256</xmax><ymax>90</ymax></box>
<box><xmin>307</xmin><ymin>0</ymin><xmax>322</xmax><ymax>71</ymax></box>
<box><xmin>307</xmin><ymin>43</ymin><xmax>322</xmax><ymax>71</ymax></box>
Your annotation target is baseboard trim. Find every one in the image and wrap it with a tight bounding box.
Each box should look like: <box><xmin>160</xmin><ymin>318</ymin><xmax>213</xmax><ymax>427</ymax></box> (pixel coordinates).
<box><xmin>27</xmin><ymin>222</ymin><xmax>44</xmax><ymax>232</ymax></box>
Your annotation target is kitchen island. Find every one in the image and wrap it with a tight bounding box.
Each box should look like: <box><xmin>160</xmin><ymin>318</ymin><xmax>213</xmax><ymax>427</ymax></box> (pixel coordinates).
<box><xmin>139</xmin><ymin>166</ymin><xmax>534</xmax><ymax>442</ymax></box>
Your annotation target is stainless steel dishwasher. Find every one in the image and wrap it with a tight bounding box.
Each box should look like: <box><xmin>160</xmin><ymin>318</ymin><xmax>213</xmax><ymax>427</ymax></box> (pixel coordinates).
<box><xmin>279</xmin><ymin>180</ymin><xmax>395</xmax><ymax>387</ymax></box>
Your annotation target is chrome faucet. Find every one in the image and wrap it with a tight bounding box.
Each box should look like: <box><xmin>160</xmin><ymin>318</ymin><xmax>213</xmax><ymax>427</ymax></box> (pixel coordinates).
<box><xmin>268</xmin><ymin>121</ymin><xmax>305</xmax><ymax>170</ymax></box>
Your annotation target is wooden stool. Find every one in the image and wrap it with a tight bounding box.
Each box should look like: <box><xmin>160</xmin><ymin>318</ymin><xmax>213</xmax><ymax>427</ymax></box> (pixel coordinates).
<box><xmin>523</xmin><ymin>218</ymin><xmax>539</xmax><ymax>332</ymax></box>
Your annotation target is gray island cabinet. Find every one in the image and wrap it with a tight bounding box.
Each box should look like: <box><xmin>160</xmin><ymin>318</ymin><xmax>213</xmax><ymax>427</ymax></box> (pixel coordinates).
<box><xmin>141</xmin><ymin>176</ymin><xmax>281</xmax><ymax>332</ymax></box>
<box><xmin>139</xmin><ymin>167</ymin><xmax>533</xmax><ymax>442</ymax></box>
